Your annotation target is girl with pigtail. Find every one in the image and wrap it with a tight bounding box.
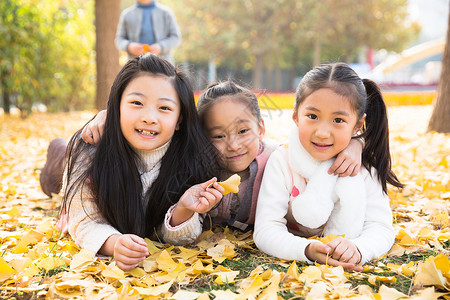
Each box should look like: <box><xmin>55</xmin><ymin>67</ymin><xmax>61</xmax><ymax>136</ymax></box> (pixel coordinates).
<box><xmin>254</xmin><ymin>62</ymin><xmax>403</xmax><ymax>272</ymax></box>
<box><xmin>47</xmin><ymin>60</ymin><xmax>365</xmax><ymax>271</ymax></box>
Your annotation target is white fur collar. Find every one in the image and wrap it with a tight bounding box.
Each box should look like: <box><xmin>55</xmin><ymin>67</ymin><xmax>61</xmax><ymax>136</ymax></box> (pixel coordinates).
<box><xmin>287</xmin><ymin>126</ymin><xmax>366</xmax><ymax>238</ymax></box>
<box><xmin>288</xmin><ymin>126</ymin><xmax>327</xmax><ymax>179</ymax></box>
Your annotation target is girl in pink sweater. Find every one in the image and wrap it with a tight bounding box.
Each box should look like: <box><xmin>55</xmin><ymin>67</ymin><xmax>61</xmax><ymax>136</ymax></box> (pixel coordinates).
<box><xmin>50</xmin><ymin>81</ymin><xmax>362</xmax><ymax>252</ymax></box>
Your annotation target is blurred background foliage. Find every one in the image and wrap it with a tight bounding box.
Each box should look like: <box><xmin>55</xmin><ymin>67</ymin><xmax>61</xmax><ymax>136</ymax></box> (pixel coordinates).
<box><xmin>0</xmin><ymin>0</ymin><xmax>95</xmax><ymax>114</ymax></box>
<box><xmin>1</xmin><ymin>0</ymin><xmax>420</xmax><ymax>114</ymax></box>
<box><xmin>170</xmin><ymin>0</ymin><xmax>420</xmax><ymax>89</ymax></box>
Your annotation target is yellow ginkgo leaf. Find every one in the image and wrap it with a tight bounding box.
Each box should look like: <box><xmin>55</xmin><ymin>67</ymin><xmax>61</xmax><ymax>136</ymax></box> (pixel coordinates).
<box><xmin>197</xmin><ymin>293</ymin><xmax>211</xmax><ymax>300</ymax></box>
<box><xmin>171</xmin><ymin>290</ymin><xmax>203</xmax><ymax>300</ymax></box>
<box><xmin>190</xmin><ymin>260</ymin><xmax>214</xmax><ymax>275</ymax></box>
<box><xmin>213</xmin><ymin>270</ymin><xmax>239</xmax><ymax>285</ymax></box>
<box><xmin>70</xmin><ymin>249</ymin><xmax>96</xmax><ymax>270</ymax></box>
<box><xmin>376</xmin><ymin>285</ymin><xmax>408</xmax><ymax>299</ymax></box>
<box><xmin>211</xmin><ymin>290</ymin><xmax>239</xmax><ymax>298</ymax></box>
<box><xmin>36</xmin><ymin>219</ymin><xmax>54</xmax><ymax>235</ymax></box>
<box><xmin>6</xmin><ymin>206</ymin><xmax>20</xmax><ymax>217</ymax></box>
<box><xmin>21</xmin><ymin>263</ymin><xmax>40</xmax><ymax>277</ymax></box>
<box><xmin>207</xmin><ymin>243</ymin><xmax>235</xmax><ymax>263</ymax></box>
<box><xmin>0</xmin><ymin>257</ymin><xmax>16</xmax><ymax>281</ymax></box>
<box><xmin>126</xmin><ymin>267</ymin><xmax>146</xmax><ymax>278</ymax></box>
<box><xmin>164</xmin><ymin>262</ymin><xmax>187</xmax><ymax>282</ymax></box>
<box><xmin>287</xmin><ymin>261</ymin><xmax>300</xmax><ymax>280</ymax></box>
<box><xmin>297</xmin><ymin>266</ymin><xmax>323</xmax><ymax>285</ymax></box>
<box><xmin>432</xmin><ymin>212</ymin><xmax>449</xmax><ymax>229</ymax></box>
<box><xmin>368</xmin><ymin>275</ymin><xmax>397</xmax><ymax>285</ymax></box>
<box><xmin>9</xmin><ymin>257</ymin><xmax>32</xmax><ymax>272</ymax></box>
<box><xmin>142</xmin><ymin>259</ymin><xmax>158</xmax><ymax>273</ymax></box>
<box><xmin>102</xmin><ymin>265</ymin><xmax>125</xmax><ymax>281</ymax></box>
<box><xmin>36</xmin><ymin>256</ymin><xmax>65</xmax><ymax>272</ymax></box>
<box><xmin>11</xmin><ymin>230</ymin><xmax>45</xmax><ymax>254</ymax></box>
<box><xmin>258</xmin><ymin>271</ymin><xmax>281</xmax><ymax>299</ymax></box>
<box><xmin>174</xmin><ymin>247</ymin><xmax>202</xmax><ymax>261</ymax></box>
<box><xmin>142</xmin><ymin>44</ymin><xmax>150</xmax><ymax>53</ymax></box>
<box><xmin>144</xmin><ymin>238</ymin><xmax>161</xmax><ymax>255</ymax></box>
<box><xmin>318</xmin><ymin>234</ymin><xmax>345</xmax><ymax>244</ymax></box>
<box><xmin>438</xmin><ymin>157</ymin><xmax>448</xmax><ymax>167</ymax></box>
<box><xmin>218</xmin><ymin>174</ymin><xmax>241</xmax><ymax>195</ymax></box>
<box><xmin>54</xmin><ymin>279</ymin><xmax>91</xmax><ymax>296</ymax></box>
<box><xmin>133</xmin><ymin>280</ymin><xmax>173</xmax><ymax>296</ymax></box>
<box><xmin>156</xmin><ymin>250</ymin><xmax>178</xmax><ymax>271</ymax></box>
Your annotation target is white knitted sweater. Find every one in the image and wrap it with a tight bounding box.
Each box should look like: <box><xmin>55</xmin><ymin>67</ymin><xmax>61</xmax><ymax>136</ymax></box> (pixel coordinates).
<box><xmin>254</xmin><ymin>141</ymin><xmax>395</xmax><ymax>264</ymax></box>
<box><xmin>66</xmin><ymin>141</ymin><xmax>201</xmax><ymax>255</ymax></box>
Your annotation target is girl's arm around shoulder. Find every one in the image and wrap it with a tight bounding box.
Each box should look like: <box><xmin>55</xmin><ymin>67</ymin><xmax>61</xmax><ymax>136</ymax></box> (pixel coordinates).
<box><xmin>254</xmin><ymin>148</ymin><xmax>315</xmax><ymax>262</ymax></box>
<box><xmin>352</xmin><ymin>167</ymin><xmax>395</xmax><ymax>264</ymax></box>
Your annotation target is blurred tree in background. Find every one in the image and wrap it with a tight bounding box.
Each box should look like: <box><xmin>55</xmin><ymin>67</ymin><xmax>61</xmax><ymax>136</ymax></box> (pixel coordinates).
<box><xmin>0</xmin><ymin>0</ymin><xmax>420</xmax><ymax>114</ymax></box>
<box><xmin>0</xmin><ymin>0</ymin><xmax>94</xmax><ymax>115</ymax></box>
<box><xmin>428</xmin><ymin>1</ymin><xmax>450</xmax><ymax>133</ymax></box>
<box><xmin>95</xmin><ymin>0</ymin><xmax>120</xmax><ymax>110</ymax></box>
<box><xmin>171</xmin><ymin>0</ymin><xmax>420</xmax><ymax>90</ymax></box>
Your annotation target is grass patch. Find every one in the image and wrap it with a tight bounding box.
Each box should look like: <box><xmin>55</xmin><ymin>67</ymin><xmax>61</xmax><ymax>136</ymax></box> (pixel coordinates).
<box><xmin>182</xmin><ymin>274</ymin><xmax>239</xmax><ymax>295</ymax></box>
<box><xmin>221</xmin><ymin>247</ymin><xmax>265</xmax><ymax>277</ymax></box>
<box><xmin>39</xmin><ymin>265</ymin><xmax>68</xmax><ymax>278</ymax></box>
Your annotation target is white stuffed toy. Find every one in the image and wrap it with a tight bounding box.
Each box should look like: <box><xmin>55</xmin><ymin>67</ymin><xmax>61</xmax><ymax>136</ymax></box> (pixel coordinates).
<box><xmin>287</xmin><ymin>127</ymin><xmax>366</xmax><ymax>239</ymax></box>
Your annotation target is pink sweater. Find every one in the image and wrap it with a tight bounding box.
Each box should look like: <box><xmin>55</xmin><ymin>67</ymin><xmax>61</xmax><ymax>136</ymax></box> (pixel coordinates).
<box><xmin>163</xmin><ymin>139</ymin><xmax>279</xmax><ymax>244</ymax></box>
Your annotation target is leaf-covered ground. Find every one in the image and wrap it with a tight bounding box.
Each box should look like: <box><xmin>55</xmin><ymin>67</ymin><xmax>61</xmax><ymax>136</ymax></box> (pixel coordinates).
<box><xmin>0</xmin><ymin>106</ymin><xmax>449</xmax><ymax>299</ymax></box>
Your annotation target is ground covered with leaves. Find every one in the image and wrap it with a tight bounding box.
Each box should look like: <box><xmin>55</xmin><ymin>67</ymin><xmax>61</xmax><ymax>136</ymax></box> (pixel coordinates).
<box><xmin>0</xmin><ymin>106</ymin><xmax>449</xmax><ymax>299</ymax></box>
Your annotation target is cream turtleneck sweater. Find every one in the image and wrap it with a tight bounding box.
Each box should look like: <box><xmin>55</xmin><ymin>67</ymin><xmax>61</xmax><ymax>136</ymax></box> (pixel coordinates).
<box><xmin>67</xmin><ymin>141</ymin><xmax>201</xmax><ymax>255</ymax></box>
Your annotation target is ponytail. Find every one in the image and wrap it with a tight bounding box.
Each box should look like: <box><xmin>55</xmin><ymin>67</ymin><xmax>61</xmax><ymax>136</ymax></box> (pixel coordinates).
<box><xmin>361</xmin><ymin>79</ymin><xmax>403</xmax><ymax>193</ymax></box>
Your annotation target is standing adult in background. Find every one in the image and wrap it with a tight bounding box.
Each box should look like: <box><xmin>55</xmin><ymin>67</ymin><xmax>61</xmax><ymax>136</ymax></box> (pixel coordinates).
<box><xmin>115</xmin><ymin>0</ymin><xmax>181</xmax><ymax>64</ymax></box>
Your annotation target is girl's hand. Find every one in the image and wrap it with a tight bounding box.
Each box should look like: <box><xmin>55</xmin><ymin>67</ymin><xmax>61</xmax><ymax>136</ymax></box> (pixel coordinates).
<box><xmin>127</xmin><ymin>42</ymin><xmax>145</xmax><ymax>56</ymax></box>
<box><xmin>55</xmin><ymin>211</ymin><xmax>69</xmax><ymax>235</ymax></box>
<box><xmin>148</xmin><ymin>43</ymin><xmax>161</xmax><ymax>55</ymax></box>
<box><xmin>170</xmin><ymin>177</ymin><xmax>225</xmax><ymax>226</ymax></box>
<box><xmin>305</xmin><ymin>241</ymin><xmax>363</xmax><ymax>272</ymax></box>
<box><xmin>81</xmin><ymin>110</ymin><xmax>107</xmax><ymax>145</ymax></box>
<box><xmin>328</xmin><ymin>138</ymin><xmax>363</xmax><ymax>177</ymax></box>
<box><xmin>326</xmin><ymin>236</ymin><xmax>362</xmax><ymax>266</ymax></box>
<box><xmin>112</xmin><ymin>234</ymin><xmax>149</xmax><ymax>271</ymax></box>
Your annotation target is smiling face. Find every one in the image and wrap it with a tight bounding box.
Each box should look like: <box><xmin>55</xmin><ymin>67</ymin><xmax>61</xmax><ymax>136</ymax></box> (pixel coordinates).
<box><xmin>120</xmin><ymin>74</ymin><xmax>181</xmax><ymax>151</ymax></box>
<box><xmin>204</xmin><ymin>98</ymin><xmax>265</xmax><ymax>173</ymax></box>
<box><xmin>293</xmin><ymin>88</ymin><xmax>365</xmax><ymax>161</ymax></box>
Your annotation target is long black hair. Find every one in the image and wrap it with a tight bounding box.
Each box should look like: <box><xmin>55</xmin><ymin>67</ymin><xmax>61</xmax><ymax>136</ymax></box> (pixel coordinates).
<box><xmin>294</xmin><ymin>62</ymin><xmax>403</xmax><ymax>193</ymax></box>
<box><xmin>63</xmin><ymin>54</ymin><xmax>221</xmax><ymax>237</ymax></box>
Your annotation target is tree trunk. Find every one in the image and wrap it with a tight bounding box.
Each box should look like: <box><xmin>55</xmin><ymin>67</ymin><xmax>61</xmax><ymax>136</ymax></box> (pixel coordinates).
<box><xmin>428</xmin><ymin>6</ymin><xmax>450</xmax><ymax>133</ymax></box>
<box><xmin>95</xmin><ymin>0</ymin><xmax>121</xmax><ymax>110</ymax></box>
<box><xmin>266</xmin><ymin>67</ymin><xmax>273</xmax><ymax>90</ymax></box>
<box><xmin>2</xmin><ymin>90</ymin><xmax>10</xmax><ymax>114</ymax></box>
<box><xmin>289</xmin><ymin>49</ymin><xmax>300</xmax><ymax>91</ymax></box>
<box><xmin>313</xmin><ymin>38</ymin><xmax>321</xmax><ymax>67</ymax></box>
<box><xmin>275</xmin><ymin>65</ymin><xmax>282</xmax><ymax>91</ymax></box>
<box><xmin>208</xmin><ymin>54</ymin><xmax>217</xmax><ymax>84</ymax></box>
<box><xmin>1</xmin><ymin>71</ymin><xmax>10</xmax><ymax>114</ymax></box>
<box><xmin>252</xmin><ymin>54</ymin><xmax>264</xmax><ymax>90</ymax></box>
